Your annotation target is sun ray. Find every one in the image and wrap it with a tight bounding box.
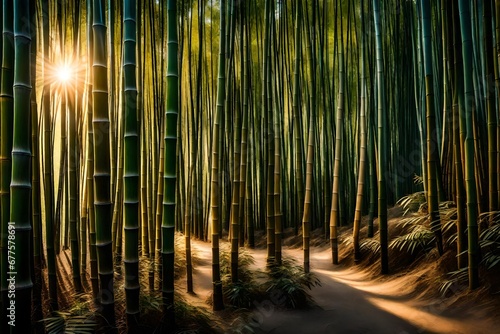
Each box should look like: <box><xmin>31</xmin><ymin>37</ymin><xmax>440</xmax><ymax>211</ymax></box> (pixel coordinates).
<box><xmin>57</xmin><ymin>65</ymin><xmax>72</xmax><ymax>82</ymax></box>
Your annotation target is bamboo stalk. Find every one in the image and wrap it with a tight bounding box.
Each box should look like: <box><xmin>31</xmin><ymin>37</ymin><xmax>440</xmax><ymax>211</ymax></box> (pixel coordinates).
<box><xmin>92</xmin><ymin>0</ymin><xmax>116</xmax><ymax>325</ymax></box>
<box><xmin>11</xmin><ymin>0</ymin><xmax>33</xmax><ymax>330</ymax></box>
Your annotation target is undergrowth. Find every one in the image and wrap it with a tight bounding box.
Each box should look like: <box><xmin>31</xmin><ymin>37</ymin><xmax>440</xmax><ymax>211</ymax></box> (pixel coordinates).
<box><xmin>264</xmin><ymin>258</ymin><xmax>321</xmax><ymax>309</ymax></box>
<box><xmin>219</xmin><ymin>245</ymin><xmax>262</xmax><ymax>308</ymax></box>
<box><xmin>218</xmin><ymin>246</ymin><xmax>321</xmax><ymax>310</ymax></box>
<box><xmin>40</xmin><ymin>294</ymin><xmax>97</xmax><ymax>334</ymax></box>
<box><xmin>390</xmin><ymin>193</ymin><xmax>500</xmax><ymax>296</ymax></box>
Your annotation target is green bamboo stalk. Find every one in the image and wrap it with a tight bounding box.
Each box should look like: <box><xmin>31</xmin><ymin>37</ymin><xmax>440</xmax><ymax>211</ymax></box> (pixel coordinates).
<box><xmin>458</xmin><ymin>0</ymin><xmax>480</xmax><ymax>290</ymax></box>
<box><xmin>366</xmin><ymin>0</ymin><xmax>377</xmax><ymax>240</ymax></box>
<box><xmin>161</xmin><ymin>0</ymin><xmax>179</xmax><ymax>325</ymax></box>
<box><xmin>11</xmin><ymin>0</ymin><xmax>33</xmax><ymax>331</ymax></box>
<box><xmin>154</xmin><ymin>123</ymin><xmax>164</xmax><ymax>291</ymax></box>
<box><xmin>68</xmin><ymin>86</ymin><xmax>83</xmax><ymax>291</ymax></box>
<box><xmin>0</xmin><ymin>1</ymin><xmax>14</xmax><ymax>326</ymax></box>
<box><xmin>262</xmin><ymin>0</ymin><xmax>275</xmax><ymax>262</ymax></box>
<box><xmin>210</xmin><ymin>0</ymin><xmax>226</xmax><ymax>311</ymax></box>
<box><xmin>229</xmin><ymin>1</ymin><xmax>242</xmax><ymax>280</ymax></box>
<box><xmin>111</xmin><ymin>96</ymin><xmax>124</xmax><ymax>258</ymax></box>
<box><xmin>30</xmin><ymin>3</ymin><xmax>43</xmax><ymax>325</ymax></box>
<box><xmin>246</xmin><ymin>151</ymin><xmax>254</xmax><ymax>248</ymax></box>
<box><xmin>61</xmin><ymin>86</ymin><xmax>68</xmax><ymax>252</ymax></box>
<box><xmin>92</xmin><ymin>0</ymin><xmax>116</xmax><ymax>325</ymax></box>
<box><xmin>293</xmin><ymin>0</ymin><xmax>304</xmax><ymax>238</ymax></box>
<box><xmin>330</xmin><ymin>50</ymin><xmax>344</xmax><ymax>266</ymax></box>
<box><xmin>495</xmin><ymin>0</ymin><xmax>500</xmax><ymax>207</ymax></box>
<box><xmin>302</xmin><ymin>4</ymin><xmax>316</xmax><ymax>273</ymax></box>
<box><xmin>80</xmin><ymin>173</ymin><xmax>88</xmax><ymax>277</ymax></box>
<box><xmin>450</xmin><ymin>0</ymin><xmax>467</xmax><ymax>269</ymax></box>
<box><xmin>86</xmin><ymin>0</ymin><xmax>99</xmax><ymax>301</ymax></box>
<box><xmin>238</xmin><ymin>6</ymin><xmax>249</xmax><ymax>248</ymax></box>
<box><xmin>373</xmin><ymin>0</ymin><xmax>389</xmax><ymax>274</ymax></box>
<box><xmin>108</xmin><ymin>0</ymin><xmax>117</xmax><ymax>204</ymax></box>
<box><xmin>273</xmin><ymin>0</ymin><xmax>283</xmax><ymax>265</ymax></box>
<box><xmin>420</xmin><ymin>0</ymin><xmax>444</xmax><ymax>256</ymax></box>
<box><xmin>484</xmin><ymin>0</ymin><xmax>498</xmax><ymax>212</ymax></box>
<box><xmin>184</xmin><ymin>156</ymin><xmax>194</xmax><ymax>292</ymax></box>
<box><xmin>353</xmin><ymin>7</ymin><xmax>368</xmax><ymax>262</ymax></box>
<box><xmin>140</xmin><ymin>119</ymin><xmax>149</xmax><ymax>256</ymax></box>
<box><xmin>69</xmin><ymin>0</ymin><xmax>83</xmax><ymax>292</ymax></box>
<box><xmin>112</xmin><ymin>14</ymin><xmax>125</xmax><ymax>260</ymax></box>
<box><xmin>367</xmin><ymin>121</ymin><xmax>376</xmax><ymax>238</ymax></box>
<box><xmin>123</xmin><ymin>0</ymin><xmax>140</xmax><ymax>327</ymax></box>
<box><xmin>41</xmin><ymin>0</ymin><xmax>59</xmax><ymax>310</ymax></box>
<box><xmin>414</xmin><ymin>3</ymin><xmax>428</xmax><ymax>197</ymax></box>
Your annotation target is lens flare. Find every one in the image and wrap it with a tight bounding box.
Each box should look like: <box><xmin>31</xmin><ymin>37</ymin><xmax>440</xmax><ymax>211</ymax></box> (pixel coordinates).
<box><xmin>57</xmin><ymin>66</ymin><xmax>72</xmax><ymax>82</ymax></box>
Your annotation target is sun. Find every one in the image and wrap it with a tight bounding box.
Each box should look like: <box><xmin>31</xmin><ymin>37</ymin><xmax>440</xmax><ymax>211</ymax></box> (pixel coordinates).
<box><xmin>57</xmin><ymin>65</ymin><xmax>72</xmax><ymax>82</ymax></box>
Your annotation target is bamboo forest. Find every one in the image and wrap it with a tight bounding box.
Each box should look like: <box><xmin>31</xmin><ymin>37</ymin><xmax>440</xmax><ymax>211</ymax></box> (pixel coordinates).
<box><xmin>1</xmin><ymin>0</ymin><xmax>500</xmax><ymax>333</ymax></box>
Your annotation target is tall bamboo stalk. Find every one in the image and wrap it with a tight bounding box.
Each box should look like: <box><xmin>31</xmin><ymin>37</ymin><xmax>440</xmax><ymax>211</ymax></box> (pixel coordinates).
<box><xmin>495</xmin><ymin>0</ymin><xmax>500</xmax><ymax>208</ymax></box>
<box><xmin>293</xmin><ymin>0</ymin><xmax>304</xmax><ymax>237</ymax></box>
<box><xmin>483</xmin><ymin>0</ymin><xmax>498</xmax><ymax>212</ymax></box>
<box><xmin>123</xmin><ymin>0</ymin><xmax>140</xmax><ymax>328</ymax></box>
<box><xmin>302</xmin><ymin>5</ymin><xmax>316</xmax><ymax>273</ymax></box>
<box><xmin>0</xmin><ymin>1</ymin><xmax>14</xmax><ymax>326</ymax></box>
<box><xmin>68</xmin><ymin>85</ymin><xmax>83</xmax><ymax>291</ymax></box>
<box><xmin>92</xmin><ymin>0</ymin><xmax>116</xmax><ymax>325</ymax></box>
<box><xmin>273</xmin><ymin>0</ymin><xmax>283</xmax><ymax>266</ymax></box>
<box><xmin>229</xmin><ymin>0</ymin><xmax>242</xmax><ymax>278</ymax></box>
<box><xmin>353</xmin><ymin>6</ymin><xmax>368</xmax><ymax>262</ymax></box>
<box><xmin>161</xmin><ymin>0</ymin><xmax>179</xmax><ymax>325</ymax></box>
<box><xmin>30</xmin><ymin>2</ymin><xmax>43</xmax><ymax>325</ymax></box>
<box><xmin>373</xmin><ymin>0</ymin><xmax>389</xmax><ymax>274</ymax></box>
<box><xmin>86</xmin><ymin>0</ymin><xmax>99</xmax><ymax>301</ymax></box>
<box><xmin>330</xmin><ymin>50</ymin><xmax>344</xmax><ymax>265</ymax></box>
<box><xmin>420</xmin><ymin>0</ymin><xmax>444</xmax><ymax>256</ymax></box>
<box><xmin>449</xmin><ymin>0</ymin><xmax>467</xmax><ymax>269</ymax></box>
<box><xmin>458</xmin><ymin>0</ymin><xmax>480</xmax><ymax>290</ymax></box>
<box><xmin>263</xmin><ymin>0</ymin><xmax>275</xmax><ymax>262</ymax></box>
<box><xmin>210</xmin><ymin>0</ymin><xmax>226</xmax><ymax>310</ymax></box>
<box><xmin>11</xmin><ymin>0</ymin><xmax>33</xmax><ymax>331</ymax></box>
<box><xmin>238</xmin><ymin>2</ymin><xmax>249</xmax><ymax>249</ymax></box>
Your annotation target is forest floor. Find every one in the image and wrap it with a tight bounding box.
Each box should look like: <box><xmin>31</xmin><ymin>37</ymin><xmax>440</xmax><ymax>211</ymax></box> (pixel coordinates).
<box><xmin>44</xmin><ymin>206</ymin><xmax>500</xmax><ymax>333</ymax></box>
<box><xmin>181</xmin><ymin>206</ymin><xmax>500</xmax><ymax>334</ymax></box>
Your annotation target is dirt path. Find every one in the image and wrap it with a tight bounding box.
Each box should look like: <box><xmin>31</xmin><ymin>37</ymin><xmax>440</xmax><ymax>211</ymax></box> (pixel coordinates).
<box><xmin>186</xmin><ymin>239</ymin><xmax>498</xmax><ymax>334</ymax></box>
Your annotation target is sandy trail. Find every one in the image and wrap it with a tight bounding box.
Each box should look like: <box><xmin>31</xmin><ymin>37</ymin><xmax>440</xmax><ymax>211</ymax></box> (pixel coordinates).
<box><xmin>185</xmin><ymin>239</ymin><xmax>498</xmax><ymax>334</ymax></box>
